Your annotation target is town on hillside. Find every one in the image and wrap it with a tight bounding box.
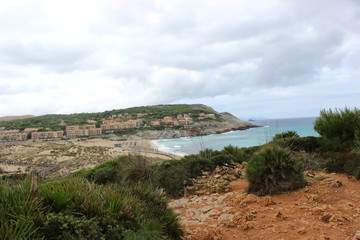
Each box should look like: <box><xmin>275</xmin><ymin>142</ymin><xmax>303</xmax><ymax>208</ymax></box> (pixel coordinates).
<box><xmin>0</xmin><ymin>112</ymin><xmax>217</xmax><ymax>142</ymax></box>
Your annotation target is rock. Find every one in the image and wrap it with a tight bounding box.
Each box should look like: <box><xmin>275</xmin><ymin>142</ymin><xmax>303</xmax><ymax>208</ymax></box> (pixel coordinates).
<box><xmin>304</xmin><ymin>193</ymin><xmax>319</xmax><ymax>202</ymax></box>
<box><xmin>245</xmin><ymin>212</ymin><xmax>256</xmax><ymax>221</ymax></box>
<box><xmin>330</xmin><ymin>180</ymin><xmax>343</xmax><ymax>188</ymax></box>
<box><xmin>208</xmin><ymin>209</ymin><xmax>221</xmax><ymax>217</ymax></box>
<box><xmin>264</xmin><ymin>196</ymin><xmax>276</xmax><ymax>206</ymax></box>
<box><xmin>239</xmin><ymin>222</ymin><xmax>254</xmax><ymax>231</ymax></box>
<box><xmin>353</xmin><ymin>231</ymin><xmax>360</xmax><ymax>240</ymax></box>
<box><xmin>239</xmin><ymin>162</ymin><xmax>248</xmax><ymax>169</ymax></box>
<box><xmin>304</xmin><ymin>170</ymin><xmax>316</xmax><ymax>178</ymax></box>
<box><xmin>321</xmin><ymin>214</ymin><xmax>332</xmax><ymax>223</ymax></box>
<box><xmin>275</xmin><ymin>211</ymin><xmax>287</xmax><ymax>220</ymax></box>
<box><xmin>239</xmin><ymin>194</ymin><xmax>259</xmax><ymax>206</ymax></box>
<box><xmin>201</xmin><ymin>206</ymin><xmax>213</xmax><ymax>214</ymax></box>
<box><xmin>323</xmin><ymin>177</ymin><xmax>343</xmax><ymax>188</ymax></box>
<box><xmin>218</xmin><ymin>214</ymin><xmax>235</xmax><ymax>224</ymax></box>
<box><xmin>297</xmin><ymin>227</ymin><xmax>307</xmax><ymax>235</ymax></box>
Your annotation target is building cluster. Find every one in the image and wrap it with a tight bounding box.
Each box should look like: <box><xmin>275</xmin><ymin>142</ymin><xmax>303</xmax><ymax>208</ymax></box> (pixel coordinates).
<box><xmin>66</xmin><ymin>125</ymin><xmax>102</xmax><ymax>137</ymax></box>
<box><xmin>151</xmin><ymin>114</ymin><xmax>194</xmax><ymax>127</ymax></box>
<box><xmin>31</xmin><ymin>131</ymin><xmax>64</xmax><ymax>140</ymax></box>
<box><xmin>101</xmin><ymin>119</ymin><xmax>142</xmax><ymax>131</ymax></box>
<box><xmin>0</xmin><ymin>128</ymin><xmax>27</xmax><ymax>142</ymax></box>
<box><xmin>0</xmin><ymin>111</ymin><xmax>216</xmax><ymax>142</ymax></box>
<box><xmin>149</xmin><ymin>113</ymin><xmax>215</xmax><ymax>127</ymax></box>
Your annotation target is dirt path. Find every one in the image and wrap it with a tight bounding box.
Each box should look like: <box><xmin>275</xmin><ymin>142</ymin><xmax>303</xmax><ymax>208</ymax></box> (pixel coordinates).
<box><xmin>169</xmin><ymin>172</ymin><xmax>360</xmax><ymax>240</ymax></box>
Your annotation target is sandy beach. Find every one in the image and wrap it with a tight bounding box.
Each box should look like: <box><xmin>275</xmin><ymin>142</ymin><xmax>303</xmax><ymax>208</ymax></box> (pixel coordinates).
<box><xmin>0</xmin><ymin>138</ymin><xmax>180</xmax><ymax>178</ymax></box>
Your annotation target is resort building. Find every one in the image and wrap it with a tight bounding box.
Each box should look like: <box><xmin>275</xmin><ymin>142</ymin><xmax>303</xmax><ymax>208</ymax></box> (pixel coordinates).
<box><xmin>163</xmin><ymin>116</ymin><xmax>174</xmax><ymax>122</ymax></box>
<box><xmin>31</xmin><ymin>131</ymin><xmax>64</xmax><ymax>140</ymax></box>
<box><xmin>101</xmin><ymin>119</ymin><xmax>142</xmax><ymax>131</ymax></box>
<box><xmin>0</xmin><ymin>132</ymin><xmax>28</xmax><ymax>142</ymax></box>
<box><xmin>102</xmin><ymin>118</ymin><xmax>123</xmax><ymax>124</ymax></box>
<box><xmin>23</xmin><ymin>128</ymin><xmax>40</xmax><ymax>133</ymax></box>
<box><xmin>0</xmin><ymin>129</ymin><xmax>20</xmax><ymax>134</ymax></box>
<box><xmin>150</xmin><ymin>120</ymin><xmax>161</xmax><ymax>126</ymax></box>
<box><xmin>66</xmin><ymin>124</ymin><xmax>102</xmax><ymax>137</ymax></box>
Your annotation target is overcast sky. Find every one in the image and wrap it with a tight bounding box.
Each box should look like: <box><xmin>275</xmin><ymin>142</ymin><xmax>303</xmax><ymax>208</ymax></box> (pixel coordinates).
<box><xmin>0</xmin><ymin>0</ymin><xmax>359</xmax><ymax>119</ymax></box>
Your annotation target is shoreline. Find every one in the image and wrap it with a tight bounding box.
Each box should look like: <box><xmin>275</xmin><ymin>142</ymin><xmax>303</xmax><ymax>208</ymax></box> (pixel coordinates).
<box><xmin>0</xmin><ymin>125</ymin><xmax>260</xmax><ymax>177</ymax></box>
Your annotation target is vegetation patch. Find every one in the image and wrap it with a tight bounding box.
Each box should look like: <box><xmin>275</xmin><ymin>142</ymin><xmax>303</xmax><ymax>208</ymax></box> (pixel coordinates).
<box><xmin>246</xmin><ymin>146</ymin><xmax>307</xmax><ymax>196</ymax></box>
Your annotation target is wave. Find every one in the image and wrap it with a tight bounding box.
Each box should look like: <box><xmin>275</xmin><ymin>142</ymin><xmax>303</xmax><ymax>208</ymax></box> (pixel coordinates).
<box><xmin>151</xmin><ymin>140</ymin><xmax>187</xmax><ymax>156</ymax></box>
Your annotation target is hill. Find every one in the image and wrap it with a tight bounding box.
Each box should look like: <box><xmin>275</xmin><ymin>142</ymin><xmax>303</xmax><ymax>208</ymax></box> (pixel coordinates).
<box><xmin>0</xmin><ymin>104</ymin><xmax>256</xmax><ymax>138</ymax></box>
<box><xmin>0</xmin><ymin>115</ymin><xmax>35</xmax><ymax>122</ymax></box>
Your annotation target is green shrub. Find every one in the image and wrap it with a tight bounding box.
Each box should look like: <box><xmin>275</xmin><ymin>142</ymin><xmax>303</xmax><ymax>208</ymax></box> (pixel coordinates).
<box><xmin>43</xmin><ymin>213</ymin><xmax>104</xmax><ymax>240</ymax></box>
<box><xmin>246</xmin><ymin>146</ymin><xmax>306</xmax><ymax>196</ymax></box>
<box><xmin>323</xmin><ymin>151</ymin><xmax>360</xmax><ymax>177</ymax></box>
<box><xmin>273</xmin><ymin>130</ymin><xmax>299</xmax><ymax>140</ymax></box>
<box><xmin>154</xmin><ymin>163</ymin><xmax>191</xmax><ymax>196</ymax></box>
<box><xmin>92</xmin><ymin>168</ymin><xmax>118</xmax><ymax>184</ymax></box>
<box><xmin>274</xmin><ymin>136</ymin><xmax>320</xmax><ymax>152</ymax></box>
<box><xmin>221</xmin><ymin>145</ymin><xmax>248</xmax><ymax>163</ymax></box>
<box><xmin>0</xmin><ymin>175</ymin><xmax>43</xmax><ymax>240</ymax></box>
<box><xmin>1</xmin><ymin>162</ymin><xmax>183</xmax><ymax>240</ymax></box>
<box><xmin>324</xmin><ymin>157</ymin><xmax>344</xmax><ymax>173</ymax></box>
<box><xmin>314</xmin><ymin>107</ymin><xmax>360</xmax><ymax>150</ymax></box>
<box><xmin>121</xmin><ymin>155</ymin><xmax>154</xmax><ymax>184</ymax></box>
<box><xmin>355</xmin><ymin>167</ymin><xmax>360</xmax><ymax>180</ymax></box>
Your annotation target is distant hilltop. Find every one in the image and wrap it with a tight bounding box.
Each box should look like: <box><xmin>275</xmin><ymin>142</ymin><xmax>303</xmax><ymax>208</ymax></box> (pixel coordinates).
<box><xmin>0</xmin><ymin>115</ymin><xmax>35</xmax><ymax>122</ymax></box>
<box><xmin>0</xmin><ymin>104</ymin><xmax>257</xmax><ymax>141</ymax></box>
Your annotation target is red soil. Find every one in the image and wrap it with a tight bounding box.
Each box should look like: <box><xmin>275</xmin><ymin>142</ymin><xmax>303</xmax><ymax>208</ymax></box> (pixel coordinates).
<box><xmin>169</xmin><ymin>172</ymin><xmax>360</xmax><ymax>240</ymax></box>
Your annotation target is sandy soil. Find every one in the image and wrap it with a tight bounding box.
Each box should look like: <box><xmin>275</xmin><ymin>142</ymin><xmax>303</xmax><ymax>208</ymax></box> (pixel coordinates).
<box><xmin>169</xmin><ymin>172</ymin><xmax>360</xmax><ymax>240</ymax></box>
<box><xmin>0</xmin><ymin>138</ymin><xmax>179</xmax><ymax>177</ymax></box>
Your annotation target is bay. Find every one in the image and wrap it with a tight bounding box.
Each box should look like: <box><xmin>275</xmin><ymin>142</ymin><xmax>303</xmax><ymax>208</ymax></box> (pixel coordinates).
<box><xmin>152</xmin><ymin>116</ymin><xmax>319</xmax><ymax>156</ymax></box>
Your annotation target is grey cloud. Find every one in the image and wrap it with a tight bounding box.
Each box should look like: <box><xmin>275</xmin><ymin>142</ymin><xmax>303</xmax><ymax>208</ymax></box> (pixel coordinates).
<box><xmin>0</xmin><ymin>0</ymin><xmax>359</xmax><ymax>117</ymax></box>
<box><xmin>0</xmin><ymin>41</ymin><xmax>93</xmax><ymax>72</ymax></box>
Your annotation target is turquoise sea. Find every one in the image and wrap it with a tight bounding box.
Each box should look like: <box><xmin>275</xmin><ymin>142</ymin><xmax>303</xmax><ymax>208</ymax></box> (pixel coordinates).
<box><xmin>152</xmin><ymin>117</ymin><xmax>319</xmax><ymax>156</ymax></box>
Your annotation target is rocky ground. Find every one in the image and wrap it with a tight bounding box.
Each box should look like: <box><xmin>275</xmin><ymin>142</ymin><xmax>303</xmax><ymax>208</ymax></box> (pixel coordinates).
<box><xmin>169</xmin><ymin>172</ymin><xmax>360</xmax><ymax>240</ymax></box>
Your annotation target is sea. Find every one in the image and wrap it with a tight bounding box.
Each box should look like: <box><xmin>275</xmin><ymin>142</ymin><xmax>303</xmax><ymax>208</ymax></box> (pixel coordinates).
<box><xmin>152</xmin><ymin>117</ymin><xmax>319</xmax><ymax>156</ymax></box>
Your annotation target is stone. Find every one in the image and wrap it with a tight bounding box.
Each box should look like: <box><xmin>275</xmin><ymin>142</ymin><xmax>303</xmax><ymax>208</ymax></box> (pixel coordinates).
<box><xmin>264</xmin><ymin>196</ymin><xmax>276</xmax><ymax>206</ymax></box>
<box><xmin>208</xmin><ymin>209</ymin><xmax>221</xmax><ymax>217</ymax></box>
<box><xmin>297</xmin><ymin>227</ymin><xmax>307</xmax><ymax>235</ymax></box>
<box><xmin>201</xmin><ymin>206</ymin><xmax>213</xmax><ymax>214</ymax></box>
<box><xmin>304</xmin><ymin>170</ymin><xmax>316</xmax><ymax>178</ymax></box>
<box><xmin>245</xmin><ymin>212</ymin><xmax>256</xmax><ymax>221</ymax></box>
<box><xmin>353</xmin><ymin>231</ymin><xmax>360</xmax><ymax>240</ymax></box>
<box><xmin>321</xmin><ymin>214</ymin><xmax>332</xmax><ymax>223</ymax></box>
<box><xmin>275</xmin><ymin>211</ymin><xmax>287</xmax><ymax>220</ymax></box>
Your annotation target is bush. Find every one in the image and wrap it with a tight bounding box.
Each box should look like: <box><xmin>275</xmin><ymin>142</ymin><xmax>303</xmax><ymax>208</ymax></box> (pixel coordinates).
<box><xmin>246</xmin><ymin>146</ymin><xmax>306</xmax><ymax>196</ymax></box>
<box><xmin>274</xmin><ymin>136</ymin><xmax>320</xmax><ymax>152</ymax></box>
<box><xmin>0</xmin><ymin>168</ymin><xmax>184</xmax><ymax>240</ymax></box>
<box><xmin>273</xmin><ymin>130</ymin><xmax>299</xmax><ymax>140</ymax></box>
<box><xmin>154</xmin><ymin>163</ymin><xmax>191</xmax><ymax>196</ymax></box>
<box><xmin>43</xmin><ymin>213</ymin><xmax>104</xmax><ymax>240</ymax></box>
<box><xmin>323</xmin><ymin>151</ymin><xmax>360</xmax><ymax>178</ymax></box>
<box><xmin>314</xmin><ymin>107</ymin><xmax>360</xmax><ymax>150</ymax></box>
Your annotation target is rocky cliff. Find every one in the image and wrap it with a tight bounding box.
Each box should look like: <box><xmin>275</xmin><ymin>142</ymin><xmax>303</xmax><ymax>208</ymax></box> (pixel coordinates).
<box><xmin>132</xmin><ymin>111</ymin><xmax>257</xmax><ymax>140</ymax></box>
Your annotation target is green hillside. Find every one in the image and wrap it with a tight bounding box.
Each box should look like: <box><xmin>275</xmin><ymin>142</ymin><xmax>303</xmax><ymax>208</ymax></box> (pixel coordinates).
<box><xmin>0</xmin><ymin>104</ymin><xmax>220</xmax><ymax>131</ymax></box>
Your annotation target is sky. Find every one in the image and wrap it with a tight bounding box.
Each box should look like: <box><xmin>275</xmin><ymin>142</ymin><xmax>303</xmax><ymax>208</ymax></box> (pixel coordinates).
<box><xmin>0</xmin><ymin>0</ymin><xmax>359</xmax><ymax>119</ymax></box>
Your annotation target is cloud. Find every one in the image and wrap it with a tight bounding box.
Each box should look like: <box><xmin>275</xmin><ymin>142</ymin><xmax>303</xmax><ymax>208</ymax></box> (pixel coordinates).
<box><xmin>0</xmin><ymin>0</ymin><xmax>359</xmax><ymax>117</ymax></box>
